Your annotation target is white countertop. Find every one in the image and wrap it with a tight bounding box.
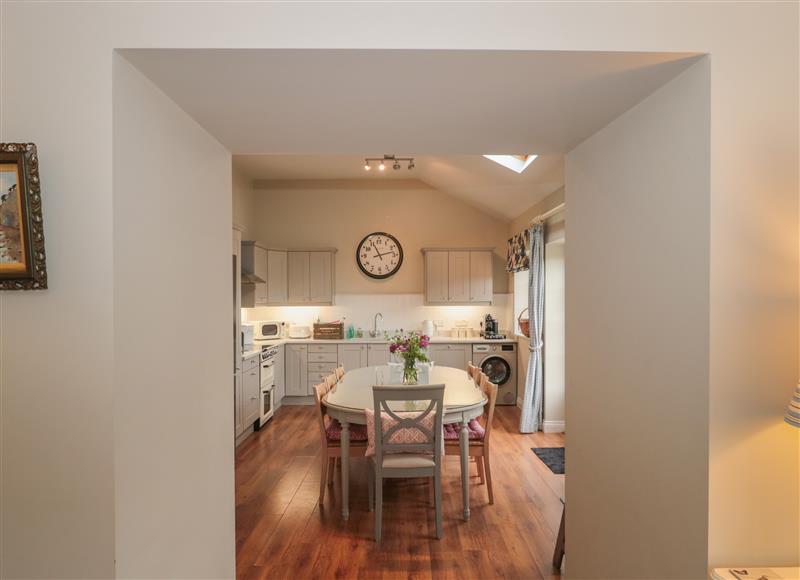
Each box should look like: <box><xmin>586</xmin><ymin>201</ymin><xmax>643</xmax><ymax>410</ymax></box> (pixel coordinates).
<box><xmin>241</xmin><ymin>334</ymin><xmax>518</xmax><ymax>358</ymax></box>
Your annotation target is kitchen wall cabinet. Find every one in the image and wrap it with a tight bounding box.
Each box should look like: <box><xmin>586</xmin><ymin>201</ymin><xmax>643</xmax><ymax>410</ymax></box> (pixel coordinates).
<box><xmin>309</xmin><ymin>252</ymin><xmax>333</xmax><ymax>303</ymax></box>
<box><xmin>287</xmin><ymin>251</ymin><xmax>310</xmax><ymax>304</ymax></box>
<box><xmin>338</xmin><ymin>343</ymin><xmax>368</xmax><ymax>372</ymax></box>
<box><xmin>274</xmin><ymin>344</ymin><xmax>285</xmax><ymax>407</ymax></box>
<box><xmin>285</xmin><ymin>344</ymin><xmax>308</xmax><ymax>396</ymax></box>
<box><xmin>267</xmin><ymin>250</ymin><xmax>288</xmax><ymax>304</ymax></box>
<box><xmin>241</xmin><ymin>246</ymin><xmax>335</xmax><ymax>307</ymax></box>
<box><xmin>448</xmin><ymin>251</ymin><xmax>471</xmax><ymax>302</ymax></box>
<box><xmin>469</xmin><ymin>250</ymin><xmax>493</xmax><ymax>303</ymax></box>
<box><xmin>424</xmin><ymin>250</ymin><xmax>449</xmax><ymax>303</ymax></box>
<box><xmin>287</xmin><ymin>249</ymin><xmax>336</xmax><ymax>305</ymax></box>
<box><xmin>422</xmin><ymin>248</ymin><xmax>494</xmax><ymax>305</ymax></box>
<box><xmin>367</xmin><ymin>343</ymin><xmax>391</xmax><ymax>366</ymax></box>
<box><xmin>241</xmin><ymin>358</ymin><xmax>261</xmax><ymax>427</ymax></box>
<box><xmin>428</xmin><ymin>343</ymin><xmax>470</xmax><ymax>370</ymax></box>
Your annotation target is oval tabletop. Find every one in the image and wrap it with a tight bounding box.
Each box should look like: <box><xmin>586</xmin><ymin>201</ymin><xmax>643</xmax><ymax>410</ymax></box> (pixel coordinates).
<box><xmin>324</xmin><ymin>365</ymin><xmax>486</xmax><ymax>417</ymax></box>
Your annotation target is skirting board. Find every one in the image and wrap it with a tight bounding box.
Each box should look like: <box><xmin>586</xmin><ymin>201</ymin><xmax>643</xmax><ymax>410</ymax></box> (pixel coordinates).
<box><xmin>543</xmin><ymin>420</ymin><xmax>566</xmax><ymax>434</ymax></box>
<box><xmin>516</xmin><ymin>397</ymin><xmax>566</xmax><ymax>433</ymax></box>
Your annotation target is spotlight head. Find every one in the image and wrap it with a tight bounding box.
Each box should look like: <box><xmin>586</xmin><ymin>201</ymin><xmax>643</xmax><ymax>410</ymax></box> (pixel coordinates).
<box><xmin>378</xmin><ymin>162</ymin><xmax>385</xmax><ymax>171</ymax></box>
<box><xmin>364</xmin><ymin>161</ymin><xmax>371</xmax><ymax>171</ymax></box>
<box><xmin>408</xmin><ymin>160</ymin><xmax>415</xmax><ymax>170</ymax></box>
<box><xmin>393</xmin><ymin>161</ymin><xmax>401</xmax><ymax>170</ymax></box>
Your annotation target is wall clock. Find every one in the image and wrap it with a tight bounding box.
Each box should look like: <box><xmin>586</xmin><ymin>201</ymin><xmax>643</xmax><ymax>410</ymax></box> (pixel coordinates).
<box><xmin>356</xmin><ymin>232</ymin><xmax>403</xmax><ymax>279</ymax></box>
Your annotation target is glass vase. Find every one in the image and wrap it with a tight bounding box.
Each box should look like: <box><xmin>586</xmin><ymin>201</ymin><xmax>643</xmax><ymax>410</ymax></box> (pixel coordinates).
<box><xmin>403</xmin><ymin>359</ymin><xmax>418</xmax><ymax>385</ymax></box>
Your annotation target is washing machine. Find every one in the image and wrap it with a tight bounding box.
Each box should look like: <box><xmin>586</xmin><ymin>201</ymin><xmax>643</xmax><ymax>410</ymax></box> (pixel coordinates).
<box><xmin>472</xmin><ymin>342</ymin><xmax>517</xmax><ymax>405</ymax></box>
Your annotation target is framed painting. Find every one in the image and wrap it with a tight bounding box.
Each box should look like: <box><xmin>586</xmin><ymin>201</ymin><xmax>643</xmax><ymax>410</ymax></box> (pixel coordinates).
<box><xmin>0</xmin><ymin>143</ymin><xmax>47</xmax><ymax>289</ymax></box>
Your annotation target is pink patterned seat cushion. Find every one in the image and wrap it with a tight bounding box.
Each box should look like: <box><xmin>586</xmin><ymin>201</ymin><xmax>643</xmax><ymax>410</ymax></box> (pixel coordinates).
<box><xmin>364</xmin><ymin>408</ymin><xmax>436</xmax><ymax>457</ymax></box>
<box><xmin>324</xmin><ymin>417</ymin><xmax>368</xmax><ymax>442</ymax></box>
<box><xmin>443</xmin><ymin>419</ymin><xmax>485</xmax><ymax>441</ymax></box>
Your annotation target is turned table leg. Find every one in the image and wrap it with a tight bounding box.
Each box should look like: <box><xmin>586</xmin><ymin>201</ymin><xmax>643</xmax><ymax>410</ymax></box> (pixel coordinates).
<box><xmin>341</xmin><ymin>420</ymin><xmax>350</xmax><ymax>520</ymax></box>
<box><xmin>460</xmin><ymin>421</ymin><xmax>470</xmax><ymax>521</ymax></box>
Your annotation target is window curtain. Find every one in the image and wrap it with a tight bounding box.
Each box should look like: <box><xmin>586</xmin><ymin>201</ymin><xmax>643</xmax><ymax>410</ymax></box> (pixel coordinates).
<box><xmin>506</xmin><ymin>229</ymin><xmax>530</xmax><ymax>272</ymax></box>
<box><xmin>520</xmin><ymin>223</ymin><xmax>545</xmax><ymax>433</ymax></box>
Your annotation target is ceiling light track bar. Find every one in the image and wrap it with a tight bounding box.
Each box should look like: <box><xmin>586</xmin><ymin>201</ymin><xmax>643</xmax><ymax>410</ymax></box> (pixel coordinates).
<box><xmin>364</xmin><ymin>154</ymin><xmax>415</xmax><ymax>171</ymax></box>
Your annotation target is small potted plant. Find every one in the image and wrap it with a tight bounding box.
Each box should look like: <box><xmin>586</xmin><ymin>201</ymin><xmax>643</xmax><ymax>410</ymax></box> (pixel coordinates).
<box><xmin>388</xmin><ymin>331</ymin><xmax>431</xmax><ymax>384</ymax></box>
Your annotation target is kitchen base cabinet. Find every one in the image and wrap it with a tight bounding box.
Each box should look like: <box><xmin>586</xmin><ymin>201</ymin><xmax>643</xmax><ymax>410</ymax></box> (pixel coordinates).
<box><xmin>428</xmin><ymin>343</ymin><xmax>470</xmax><ymax>371</ymax></box>
<box><xmin>367</xmin><ymin>343</ymin><xmax>391</xmax><ymax>366</ymax></box>
<box><xmin>274</xmin><ymin>344</ymin><xmax>285</xmax><ymax>408</ymax></box>
<box><xmin>337</xmin><ymin>343</ymin><xmax>367</xmax><ymax>373</ymax></box>
<box><xmin>285</xmin><ymin>344</ymin><xmax>308</xmax><ymax>396</ymax></box>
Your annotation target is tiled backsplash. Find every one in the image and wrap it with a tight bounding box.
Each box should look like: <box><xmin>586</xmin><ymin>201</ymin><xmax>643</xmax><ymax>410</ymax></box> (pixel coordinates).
<box><xmin>242</xmin><ymin>293</ymin><xmax>513</xmax><ymax>336</ymax></box>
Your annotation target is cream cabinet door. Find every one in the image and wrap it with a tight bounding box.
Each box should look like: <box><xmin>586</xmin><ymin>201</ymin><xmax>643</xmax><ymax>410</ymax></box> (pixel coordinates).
<box><xmin>367</xmin><ymin>343</ymin><xmax>391</xmax><ymax>366</ymax></box>
<box><xmin>337</xmin><ymin>344</ymin><xmax>368</xmax><ymax>372</ymax></box>
<box><xmin>469</xmin><ymin>251</ymin><xmax>493</xmax><ymax>303</ymax></box>
<box><xmin>425</xmin><ymin>251</ymin><xmax>449</xmax><ymax>303</ymax></box>
<box><xmin>285</xmin><ymin>344</ymin><xmax>308</xmax><ymax>396</ymax></box>
<box><xmin>309</xmin><ymin>251</ymin><xmax>333</xmax><ymax>303</ymax></box>
<box><xmin>448</xmin><ymin>251</ymin><xmax>470</xmax><ymax>302</ymax></box>
<box><xmin>287</xmin><ymin>251</ymin><xmax>310</xmax><ymax>303</ymax></box>
<box><xmin>428</xmin><ymin>344</ymin><xmax>469</xmax><ymax>370</ymax></box>
<box><xmin>254</xmin><ymin>246</ymin><xmax>268</xmax><ymax>304</ymax></box>
<box><xmin>267</xmin><ymin>250</ymin><xmax>288</xmax><ymax>304</ymax></box>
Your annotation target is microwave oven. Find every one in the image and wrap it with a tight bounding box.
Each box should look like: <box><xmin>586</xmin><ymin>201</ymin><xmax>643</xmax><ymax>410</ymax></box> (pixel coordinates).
<box><xmin>252</xmin><ymin>320</ymin><xmax>285</xmax><ymax>340</ymax></box>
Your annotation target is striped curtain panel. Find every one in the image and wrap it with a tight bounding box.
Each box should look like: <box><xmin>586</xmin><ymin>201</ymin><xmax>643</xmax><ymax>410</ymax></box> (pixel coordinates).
<box><xmin>520</xmin><ymin>223</ymin><xmax>545</xmax><ymax>433</ymax></box>
<box><xmin>507</xmin><ymin>229</ymin><xmax>531</xmax><ymax>272</ymax></box>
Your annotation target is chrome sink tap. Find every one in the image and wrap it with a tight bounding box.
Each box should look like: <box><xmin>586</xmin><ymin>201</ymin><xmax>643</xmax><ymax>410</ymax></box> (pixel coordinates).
<box><xmin>370</xmin><ymin>312</ymin><xmax>383</xmax><ymax>338</ymax></box>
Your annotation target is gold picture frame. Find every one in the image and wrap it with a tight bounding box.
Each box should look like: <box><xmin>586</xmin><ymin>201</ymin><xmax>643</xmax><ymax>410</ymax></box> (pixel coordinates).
<box><xmin>0</xmin><ymin>143</ymin><xmax>47</xmax><ymax>290</ymax></box>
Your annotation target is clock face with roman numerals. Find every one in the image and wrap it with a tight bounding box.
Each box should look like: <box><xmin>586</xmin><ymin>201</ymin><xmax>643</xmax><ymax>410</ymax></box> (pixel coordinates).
<box><xmin>356</xmin><ymin>232</ymin><xmax>403</xmax><ymax>279</ymax></box>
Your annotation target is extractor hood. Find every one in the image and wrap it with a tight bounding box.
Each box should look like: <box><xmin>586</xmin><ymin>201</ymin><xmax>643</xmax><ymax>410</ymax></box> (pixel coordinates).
<box><xmin>241</xmin><ymin>271</ymin><xmax>265</xmax><ymax>284</ymax></box>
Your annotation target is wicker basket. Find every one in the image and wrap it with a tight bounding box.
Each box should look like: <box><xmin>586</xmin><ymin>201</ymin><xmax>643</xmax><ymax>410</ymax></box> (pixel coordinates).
<box><xmin>313</xmin><ymin>322</ymin><xmax>344</xmax><ymax>340</ymax></box>
<box><xmin>517</xmin><ymin>308</ymin><xmax>531</xmax><ymax>338</ymax></box>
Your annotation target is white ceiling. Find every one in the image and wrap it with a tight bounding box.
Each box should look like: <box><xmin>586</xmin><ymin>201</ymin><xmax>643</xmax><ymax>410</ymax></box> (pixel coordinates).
<box><xmin>123</xmin><ymin>48</ymin><xmax>699</xmax><ymax>219</ymax></box>
<box><xmin>234</xmin><ymin>154</ymin><xmax>564</xmax><ymax>221</ymax></box>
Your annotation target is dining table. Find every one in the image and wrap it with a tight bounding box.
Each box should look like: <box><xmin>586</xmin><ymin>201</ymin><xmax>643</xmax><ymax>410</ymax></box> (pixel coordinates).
<box><xmin>323</xmin><ymin>364</ymin><xmax>487</xmax><ymax>521</ymax></box>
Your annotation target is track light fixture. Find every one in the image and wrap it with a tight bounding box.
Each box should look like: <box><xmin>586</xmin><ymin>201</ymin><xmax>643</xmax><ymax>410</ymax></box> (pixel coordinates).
<box><xmin>363</xmin><ymin>155</ymin><xmax>415</xmax><ymax>172</ymax></box>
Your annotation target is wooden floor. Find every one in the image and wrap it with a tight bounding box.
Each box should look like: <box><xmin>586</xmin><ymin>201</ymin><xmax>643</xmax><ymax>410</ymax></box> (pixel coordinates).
<box><xmin>235</xmin><ymin>404</ymin><xmax>565</xmax><ymax>580</ymax></box>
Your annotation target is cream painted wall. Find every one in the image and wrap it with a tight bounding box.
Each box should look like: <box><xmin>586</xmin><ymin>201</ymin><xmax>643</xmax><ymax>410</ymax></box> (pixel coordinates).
<box><xmin>566</xmin><ymin>60</ymin><xmax>711</xmax><ymax>578</ymax></box>
<box><xmin>112</xmin><ymin>55</ymin><xmax>235</xmax><ymax>579</ymax></box>
<box><xmin>232</xmin><ymin>164</ymin><xmax>256</xmax><ymax>234</ymax></box>
<box><xmin>249</xmin><ymin>180</ymin><xmax>510</xmax><ymax>294</ymax></box>
<box><xmin>509</xmin><ymin>187</ymin><xmax>565</xmax><ymax>237</ymax></box>
<box><xmin>1</xmin><ymin>3</ymin><xmax>797</xmax><ymax>578</ymax></box>
<box><xmin>543</xmin><ymin>240</ymin><xmax>565</xmax><ymax>432</ymax></box>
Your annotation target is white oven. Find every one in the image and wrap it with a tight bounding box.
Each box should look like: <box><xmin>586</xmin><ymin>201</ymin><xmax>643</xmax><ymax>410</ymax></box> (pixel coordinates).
<box><xmin>258</xmin><ymin>346</ymin><xmax>279</xmax><ymax>426</ymax></box>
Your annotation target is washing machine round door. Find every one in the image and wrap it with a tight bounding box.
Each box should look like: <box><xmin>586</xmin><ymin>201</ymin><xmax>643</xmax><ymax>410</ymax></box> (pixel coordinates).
<box><xmin>480</xmin><ymin>356</ymin><xmax>511</xmax><ymax>386</ymax></box>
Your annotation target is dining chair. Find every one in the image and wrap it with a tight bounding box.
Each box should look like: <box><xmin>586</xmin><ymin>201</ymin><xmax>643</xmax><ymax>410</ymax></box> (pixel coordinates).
<box><xmin>367</xmin><ymin>384</ymin><xmax>445</xmax><ymax>541</ymax></box>
<box><xmin>313</xmin><ymin>382</ymin><xmax>368</xmax><ymax>505</ymax></box>
<box><xmin>334</xmin><ymin>366</ymin><xmax>345</xmax><ymax>380</ymax></box>
<box><xmin>324</xmin><ymin>373</ymin><xmax>337</xmax><ymax>390</ymax></box>
<box><xmin>444</xmin><ymin>375</ymin><xmax>498</xmax><ymax>503</ymax></box>
<box><xmin>466</xmin><ymin>362</ymin><xmax>478</xmax><ymax>380</ymax></box>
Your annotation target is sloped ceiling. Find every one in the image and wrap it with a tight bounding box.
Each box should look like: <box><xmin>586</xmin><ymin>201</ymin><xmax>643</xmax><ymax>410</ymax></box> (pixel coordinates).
<box><xmin>234</xmin><ymin>154</ymin><xmax>564</xmax><ymax>221</ymax></box>
<box><xmin>123</xmin><ymin>48</ymin><xmax>700</xmax><ymax>220</ymax></box>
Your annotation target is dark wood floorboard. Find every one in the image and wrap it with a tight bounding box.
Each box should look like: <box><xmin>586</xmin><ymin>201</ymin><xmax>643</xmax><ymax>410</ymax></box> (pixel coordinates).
<box><xmin>235</xmin><ymin>404</ymin><xmax>565</xmax><ymax>580</ymax></box>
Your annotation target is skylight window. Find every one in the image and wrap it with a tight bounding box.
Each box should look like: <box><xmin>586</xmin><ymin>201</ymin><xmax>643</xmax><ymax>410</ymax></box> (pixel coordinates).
<box><xmin>483</xmin><ymin>154</ymin><xmax>538</xmax><ymax>174</ymax></box>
